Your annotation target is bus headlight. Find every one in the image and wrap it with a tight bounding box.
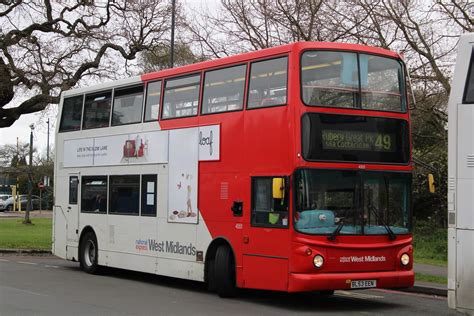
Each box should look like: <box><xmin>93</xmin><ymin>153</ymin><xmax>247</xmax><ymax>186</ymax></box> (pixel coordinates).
<box><xmin>401</xmin><ymin>253</ymin><xmax>410</xmax><ymax>266</ymax></box>
<box><xmin>313</xmin><ymin>255</ymin><xmax>324</xmax><ymax>268</ymax></box>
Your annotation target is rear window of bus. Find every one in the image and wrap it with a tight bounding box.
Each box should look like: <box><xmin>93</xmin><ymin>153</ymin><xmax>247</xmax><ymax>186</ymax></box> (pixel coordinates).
<box><xmin>59</xmin><ymin>95</ymin><xmax>83</xmax><ymax>132</ymax></box>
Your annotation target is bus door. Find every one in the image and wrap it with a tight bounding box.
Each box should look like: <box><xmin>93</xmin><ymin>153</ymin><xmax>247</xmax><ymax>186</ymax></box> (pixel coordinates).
<box><xmin>66</xmin><ymin>174</ymin><xmax>80</xmax><ymax>253</ymax></box>
<box><xmin>242</xmin><ymin>176</ymin><xmax>290</xmax><ymax>291</ymax></box>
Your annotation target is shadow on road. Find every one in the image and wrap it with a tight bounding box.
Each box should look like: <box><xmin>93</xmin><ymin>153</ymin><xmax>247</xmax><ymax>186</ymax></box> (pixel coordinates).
<box><xmin>65</xmin><ymin>263</ymin><xmax>402</xmax><ymax>313</ymax></box>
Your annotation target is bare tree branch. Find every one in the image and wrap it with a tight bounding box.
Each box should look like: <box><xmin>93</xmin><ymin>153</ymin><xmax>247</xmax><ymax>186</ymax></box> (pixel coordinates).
<box><xmin>0</xmin><ymin>0</ymin><xmax>172</xmax><ymax>127</ymax></box>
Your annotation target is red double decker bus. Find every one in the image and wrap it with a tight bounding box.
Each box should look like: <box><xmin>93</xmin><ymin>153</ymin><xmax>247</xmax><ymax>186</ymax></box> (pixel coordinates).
<box><xmin>54</xmin><ymin>41</ymin><xmax>413</xmax><ymax>297</ymax></box>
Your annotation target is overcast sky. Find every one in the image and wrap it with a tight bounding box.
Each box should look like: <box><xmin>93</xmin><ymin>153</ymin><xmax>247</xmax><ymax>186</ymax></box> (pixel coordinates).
<box><xmin>0</xmin><ymin>0</ymin><xmax>219</xmax><ymax>158</ymax></box>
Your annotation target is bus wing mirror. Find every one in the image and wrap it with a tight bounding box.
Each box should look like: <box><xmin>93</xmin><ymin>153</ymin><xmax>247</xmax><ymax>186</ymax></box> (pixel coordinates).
<box><xmin>272</xmin><ymin>178</ymin><xmax>285</xmax><ymax>199</ymax></box>
<box><xmin>428</xmin><ymin>173</ymin><xmax>436</xmax><ymax>193</ymax></box>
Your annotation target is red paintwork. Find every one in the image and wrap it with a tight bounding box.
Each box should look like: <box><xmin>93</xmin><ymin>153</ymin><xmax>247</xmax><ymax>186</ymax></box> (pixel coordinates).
<box><xmin>141</xmin><ymin>42</ymin><xmax>413</xmax><ymax>292</ymax></box>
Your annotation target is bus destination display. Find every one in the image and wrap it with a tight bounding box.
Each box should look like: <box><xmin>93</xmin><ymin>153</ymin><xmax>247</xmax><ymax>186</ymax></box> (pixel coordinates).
<box><xmin>322</xmin><ymin>130</ymin><xmax>395</xmax><ymax>152</ymax></box>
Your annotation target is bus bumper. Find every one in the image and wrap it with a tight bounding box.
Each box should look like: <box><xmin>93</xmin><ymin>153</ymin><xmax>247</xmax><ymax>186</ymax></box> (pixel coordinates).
<box><xmin>288</xmin><ymin>270</ymin><xmax>414</xmax><ymax>292</ymax></box>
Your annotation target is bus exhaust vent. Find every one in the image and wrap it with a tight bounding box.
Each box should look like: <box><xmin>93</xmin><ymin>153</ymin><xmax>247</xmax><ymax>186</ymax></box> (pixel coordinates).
<box><xmin>449</xmin><ymin>177</ymin><xmax>456</xmax><ymax>191</ymax></box>
<box><xmin>220</xmin><ymin>182</ymin><xmax>229</xmax><ymax>200</ymax></box>
<box><xmin>468</xmin><ymin>155</ymin><xmax>474</xmax><ymax>168</ymax></box>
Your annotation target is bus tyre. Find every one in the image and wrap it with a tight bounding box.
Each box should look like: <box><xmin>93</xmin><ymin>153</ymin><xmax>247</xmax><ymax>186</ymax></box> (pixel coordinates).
<box><xmin>214</xmin><ymin>245</ymin><xmax>237</xmax><ymax>298</ymax></box>
<box><xmin>79</xmin><ymin>232</ymin><xmax>101</xmax><ymax>274</ymax></box>
<box><xmin>207</xmin><ymin>259</ymin><xmax>216</xmax><ymax>291</ymax></box>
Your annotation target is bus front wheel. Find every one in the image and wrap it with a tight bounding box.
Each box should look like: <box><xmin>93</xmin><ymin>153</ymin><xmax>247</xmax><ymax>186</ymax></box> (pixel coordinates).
<box><xmin>79</xmin><ymin>231</ymin><xmax>101</xmax><ymax>274</ymax></box>
<box><xmin>214</xmin><ymin>245</ymin><xmax>237</xmax><ymax>298</ymax></box>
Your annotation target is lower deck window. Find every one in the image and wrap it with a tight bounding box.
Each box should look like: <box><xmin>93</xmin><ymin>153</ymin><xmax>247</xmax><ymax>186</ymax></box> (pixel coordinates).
<box><xmin>251</xmin><ymin>177</ymin><xmax>289</xmax><ymax>227</ymax></box>
<box><xmin>69</xmin><ymin>176</ymin><xmax>79</xmax><ymax>205</ymax></box>
<box><xmin>109</xmin><ymin>175</ymin><xmax>140</xmax><ymax>215</ymax></box>
<box><xmin>141</xmin><ymin>175</ymin><xmax>157</xmax><ymax>216</ymax></box>
<box><xmin>81</xmin><ymin>176</ymin><xmax>108</xmax><ymax>213</ymax></box>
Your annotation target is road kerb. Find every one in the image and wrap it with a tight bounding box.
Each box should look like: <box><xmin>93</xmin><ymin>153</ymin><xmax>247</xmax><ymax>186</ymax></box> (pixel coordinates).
<box><xmin>400</xmin><ymin>283</ymin><xmax>447</xmax><ymax>297</ymax></box>
<box><xmin>0</xmin><ymin>248</ymin><xmax>52</xmax><ymax>255</ymax></box>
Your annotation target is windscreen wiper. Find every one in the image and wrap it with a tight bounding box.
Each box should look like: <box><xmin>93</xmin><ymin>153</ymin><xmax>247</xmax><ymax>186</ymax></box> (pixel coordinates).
<box><xmin>369</xmin><ymin>205</ymin><xmax>396</xmax><ymax>240</ymax></box>
<box><xmin>327</xmin><ymin>219</ymin><xmax>344</xmax><ymax>241</ymax></box>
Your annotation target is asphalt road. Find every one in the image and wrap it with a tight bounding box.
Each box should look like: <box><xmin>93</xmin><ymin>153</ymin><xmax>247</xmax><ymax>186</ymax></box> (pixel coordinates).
<box><xmin>0</xmin><ymin>255</ymin><xmax>461</xmax><ymax>316</ymax></box>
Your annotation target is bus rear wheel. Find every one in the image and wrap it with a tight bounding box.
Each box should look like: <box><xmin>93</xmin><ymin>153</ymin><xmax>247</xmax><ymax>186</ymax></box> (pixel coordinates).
<box><xmin>79</xmin><ymin>231</ymin><xmax>101</xmax><ymax>274</ymax></box>
<box><xmin>214</xmin><ymin>245</ymin><xmax>237</xmax><ymax>298</ymax></box>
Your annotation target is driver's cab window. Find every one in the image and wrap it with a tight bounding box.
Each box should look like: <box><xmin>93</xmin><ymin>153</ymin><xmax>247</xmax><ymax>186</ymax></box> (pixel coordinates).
<box><xmin>251</xmin><ymin>176</ymin><xmax>289</xmax><ymax>227</ymax></box>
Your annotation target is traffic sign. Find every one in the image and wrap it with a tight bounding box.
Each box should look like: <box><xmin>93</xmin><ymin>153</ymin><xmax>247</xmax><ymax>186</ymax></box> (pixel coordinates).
<box><xmin>37</xmin><ymin>182</ymin><xmax>45</xmax><ymax>190</ymax></box>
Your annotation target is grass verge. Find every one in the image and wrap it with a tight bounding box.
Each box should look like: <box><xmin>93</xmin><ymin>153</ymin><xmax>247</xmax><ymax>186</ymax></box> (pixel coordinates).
<box><xmin>413</xmin><ymin>220</ymin><xmax>447</xmax><ymax>267</ymax></box>
<box><xmin>415</xmin><ymin>272</ymin><xmax>447</xmax><ymax>284</ymax></box>
<box><xmin>0</xmin><ymin>218</ymin><xmax>52</xmax><ymax>250</ymax></box>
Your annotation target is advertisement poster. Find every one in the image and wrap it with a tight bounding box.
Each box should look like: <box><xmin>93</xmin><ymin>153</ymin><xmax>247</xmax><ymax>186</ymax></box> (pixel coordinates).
<box><xmin>168</xmin><ymin>128</ymin><xmax>198</xmax><ymax>224</ymax></box>
<box><xmin>63</xmin><ymin>138</ymin><xmax>94</xmax><ymax>167</ymax></box>
<box><xmin>63</xmin><ymin>131</ymin><xmax>169</xmax><ymax>167</ymax></box>
<box><xmin>198</xmin><ymin>125</ymin><xmax>220</xmax><ymax>161</ymax></box>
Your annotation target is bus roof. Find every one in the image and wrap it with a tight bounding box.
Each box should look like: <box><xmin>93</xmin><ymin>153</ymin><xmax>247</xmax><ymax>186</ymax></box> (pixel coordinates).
<box><xmin>62</xmin><ymin>41</ymin><xmax>401</xmax><ymax>98</ymax></box>
<box><xmin>142</xmin><ymin>41</ymin><xmax>401</xmax><ymax>82</ymax></box>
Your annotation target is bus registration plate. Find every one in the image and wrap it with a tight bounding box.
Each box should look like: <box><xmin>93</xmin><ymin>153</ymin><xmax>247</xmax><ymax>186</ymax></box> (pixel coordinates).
<box><xmin>350</xmin><ymin>280</ymin><xmax>377</xmax><ymax>289</ymax></box>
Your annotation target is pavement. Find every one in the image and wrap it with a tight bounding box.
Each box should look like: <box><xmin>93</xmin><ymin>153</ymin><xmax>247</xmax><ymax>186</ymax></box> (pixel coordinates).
<box><xmin>0</xmin><ymin>210</ymin><xmax>447</xmax><ymax>296</ymax></box>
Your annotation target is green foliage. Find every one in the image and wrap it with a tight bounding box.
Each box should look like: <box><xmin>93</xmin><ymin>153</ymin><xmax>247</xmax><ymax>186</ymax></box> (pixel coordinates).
<box><xmin>0</xmin><ymin>218</ymin><xmax>52</xmax><ymax>250</ymax></box>
<box><xmin>411</xmin><ymin>91</ymin><xmax>448</xmax><ymax>226</ymax></box>
<box><xmin>413</xmin><ymin>220</ymin><xmax>447</xmax><ymax>266</ymax></box>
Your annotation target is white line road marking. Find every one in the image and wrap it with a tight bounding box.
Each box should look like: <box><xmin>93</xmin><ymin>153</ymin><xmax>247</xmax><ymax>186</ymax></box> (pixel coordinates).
<box><xmin>17</xmin><ymin>261</ymin><xmax>38</xmax><ymax>265</ymax></box>
<box><xmin>0</xmin><ymin>258</ymin><xmax>9</xmax><ymax>262</ymax></box>
<box><xmin>2</xmin><ymin>285</ymin><xmax>50</xmax><ymax>297</ymax></box>
<box><xmin>44</xmin><ymin>265</ymin><xmax>59</xmax><ymax>268</ymax></box>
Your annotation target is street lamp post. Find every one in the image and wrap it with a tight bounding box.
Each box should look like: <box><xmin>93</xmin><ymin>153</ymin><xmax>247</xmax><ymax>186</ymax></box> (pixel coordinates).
<box><xmin>46</xmin><ymin>118</ymin><xmax>50</xmax><ymax>210</ymax></box>
<box><xmin>170</xmin><ymin>0</ymin><xmax>176</xmax><ymax>69</ymax></box>
<box><xmin>25</xmin><ymin>124</ymin><xmax>34</xmax><ymax>224</ymax></box>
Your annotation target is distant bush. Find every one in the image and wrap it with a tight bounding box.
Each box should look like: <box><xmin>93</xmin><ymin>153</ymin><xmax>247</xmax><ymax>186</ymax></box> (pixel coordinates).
<box><xmin>413</xmin><ymin>219</ymin><xmax>447</xmax><ymax>266</ymax></box>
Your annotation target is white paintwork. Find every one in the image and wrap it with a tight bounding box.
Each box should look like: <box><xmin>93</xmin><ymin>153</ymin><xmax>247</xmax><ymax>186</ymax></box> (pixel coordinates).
<box><xmin>447</xmin><ymin>32</ymin><xmax>474</xmax><ymax>315</ymax></box>
<box><xmin>53</xmin><ymin>78</ymin><xmax>215</xmax><ymax>283</ymax></box>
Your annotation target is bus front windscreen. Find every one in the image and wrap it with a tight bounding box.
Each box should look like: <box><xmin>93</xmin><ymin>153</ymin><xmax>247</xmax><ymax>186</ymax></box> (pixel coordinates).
<box><xmin>294</xmin><ymin>169</ymin><xmax>411</xmax><ymax>236</ymax></box>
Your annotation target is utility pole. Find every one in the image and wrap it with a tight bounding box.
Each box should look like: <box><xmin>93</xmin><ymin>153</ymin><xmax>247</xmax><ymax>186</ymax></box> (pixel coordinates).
<box><xmin>14</xmin><ymin>137</ymin><xmax>18</xmax><ymax>212</ymax></box>
<box><xmin>46</xmin><ymin>119</ymin><xmax>50</xmax><ymax>164</ymax></box>
<box><xmin>170</xmin><ymin>0</ymin><xmax>176</xmax><ymax>69</ymax></box>
<box><xmin>46</xmin><ymin>118</ymin><xmax>50</xmax><ymax>210</ymax></box>
<box><xmin>25</xmin><ymin>124</ymin><xmax>34</xmax><ymax>224</ymax></box>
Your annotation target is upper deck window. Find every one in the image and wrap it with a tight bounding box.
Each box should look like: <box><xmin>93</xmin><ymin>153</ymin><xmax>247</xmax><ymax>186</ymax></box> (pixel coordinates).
<box><xmin>202</xmin><ymin>64</ymin><xmax>247</xmax><ymax>114</ymax></box>
<box><xmin>83</xmin><ymin>91</ymin><xmax>112</xmax><ymax>129</ymax></box>
<box><xmin>162</xmin><ymin>74</ymin><xmax>200</xmax><ymax>119</ymax></box>
<box><xmin>301</xmin><ymin>51</ymin><xmax>405</xmax><ymax>112</ymax></box>
<box><xmin>144</xmin><ymin>81</ymin><xmax>162</xmax><ymax>121</ymax></box>
<box><xmin>59</xmin><ymin>95</ymin><xmax>83</xmax><ymax>132</ymax></box>
<box><xmin>362</xmin><ymin>54</ymin><xmax>405</xmax><ymax>111</ymax></box>
<box><xmin>248</xmin><ymin>57</ymin><xmax>288</xmax><ymax>109</ymax></box>
<box><xmin>112</xmin><ymin>86</ymin><xmax>144</xmax><ymax>126</ymax></box>
<box><xmin>463</xmin><ymin>48</ymin><xmax>474</xmax><ymax>104</ymax></box>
